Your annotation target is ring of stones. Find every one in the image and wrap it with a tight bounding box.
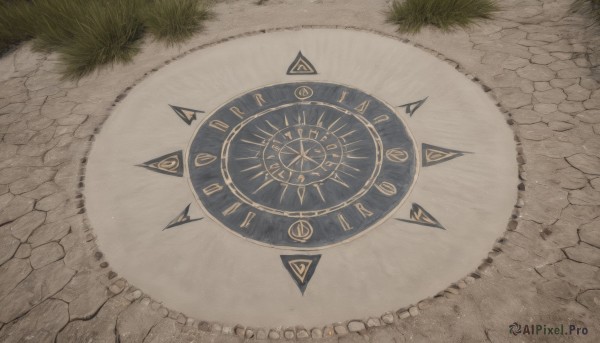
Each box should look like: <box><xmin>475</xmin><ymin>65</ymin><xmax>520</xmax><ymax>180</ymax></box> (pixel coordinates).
<box><xmin>188</xmin><ymin>82</ymin><xmax>418</xmax><ymax>249</ymax></box>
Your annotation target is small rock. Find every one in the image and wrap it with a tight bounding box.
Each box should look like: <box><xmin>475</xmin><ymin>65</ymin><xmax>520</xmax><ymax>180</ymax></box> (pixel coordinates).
<box><xmin>323</xmin><ymin>326</ymin><xmax>335</xmax><ymax>337</ymax></box>
<box><xmin>398</xmin><ymin>311</ymin><xmax>410</xmax><ymax>319</ymax></box>
<box><xmin>222</xmin><ymin>326</ymin><xmax>233</xmax><ymax>335</ymax></box>
<box><xmin>366</xmin><ymin>318</ymin><xmax>381</xmax><ymax>327</ymax></box>
<box><xmin>381</xmin><ymin>312</ymin><xmax>394</xmax><ymax>324</ymax></box>
<box><xmin>256</xmin><ymin>329</ymin><xmax>267</xmax><ymax>340</ymax></box>
<box><xmin>211</xmin><ymin>323</ymin><xmax>222</xmax><ymax>333</ymax></box>
<box><xmin>457</xmin><ymin>281</ymin><xmax>467</xmax><ymax>289</ymax></box>
<box><xmin>197</xmin><ymin>321</ymin><xmax>211</xmax><ymax>331</ymax></box>
<box><xmin>409</xmin><ymin>307</ymin><xmax>420</xmax><ymax>316</ymax></box>
<box><xmin>268</xmin><ymin>330</ymin><xmax>280</xmax><ymax>339</ymax></box>
<box><xmin>233</xmin><ymin>325</ymin><xmax>245</xmax><ymax>336</ymax></box>
<box><xmin>284</xmin><ymin>329</ymin><xmax>295</xmax><ymax>339</ymax></box>
<box><xmin>296</xmin><ymin>329</ymin><xmax>309</xmax><ymax>339</ymax></box>
<box><xmin>176</xmin><ymin>314</ymin><xmax>186</xmax><ymax>325</ymax></box>
<box><xmin>465</xmin><ymin>276</ymin><xmax>475</xmax><ymax>284</ymax></box>
<box><xmin>140</xmin><ymin>297</ymin><xmax>151</xmax><ymax>306</ymax></box>
<box><xmin>311</xmin><ymin>328</ymin><xmax>323</xmax><ymax>338</ymax></box>
<box><xmin>109</xmin><ymin>282</ymin><xmax>124</xmax><ymax>295</ymax></box>
<box><xmin>245</xmin><ymin>329</ymin><xmax>255</xmax><ymax>339</ymax></box>
<box><xmin>446</xmin><ymin>287</ymin><xmax>460</xmax><ymax>295</ymax></box>
<box><xmin>348</xmin><ymin>321</ymin><xmax>366</xmax><ymax>332</ymax></box>
<box><xmin>418</xmin><ymin>300</ymin><xmax>432</xmax><ymax>310</ymax></box>
<box><xmin>334</xmin><ymin>325</ymin><xmax>348</xmax><ymax>335</ymax></box>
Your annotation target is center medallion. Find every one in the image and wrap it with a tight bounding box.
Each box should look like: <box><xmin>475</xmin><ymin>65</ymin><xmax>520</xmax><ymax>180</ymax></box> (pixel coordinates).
<box><xmin>188</xmin><ymin>82</ymin><xmax>418</xmax><ymax>249</ymax></box>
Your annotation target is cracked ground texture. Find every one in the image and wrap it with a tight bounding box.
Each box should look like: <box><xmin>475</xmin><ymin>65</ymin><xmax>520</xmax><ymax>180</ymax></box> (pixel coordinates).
<box><xmin>0</xmin><ymin>0</ymin><xmax>599</xmax><ymax>342</ymax></box>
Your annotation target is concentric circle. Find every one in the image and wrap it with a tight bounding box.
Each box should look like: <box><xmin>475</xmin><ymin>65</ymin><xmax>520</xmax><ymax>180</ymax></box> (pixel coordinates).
<box><xmin>188</xmin><ymin>82</ymin><xmax>417</xmax><ymax>249</ymax></box>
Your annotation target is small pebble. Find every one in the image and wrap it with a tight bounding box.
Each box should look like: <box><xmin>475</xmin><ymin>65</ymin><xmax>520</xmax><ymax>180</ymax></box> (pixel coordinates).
<box><xmin>366</xmin><ymin>318</ymin><xmax>381</xmax><ymax>327</ymax></box>
<box><xmin>211</xmin><ymin>323</ymin><xmax>222</xmax><ymax>333</ymax></box>
<box><xmin>447</xmin><ymin>287</ymin><xmax>459</xmax><ymax>295</ymax></box>
<box><xmin>176</xmin><ymin>314</ymin><xmax>186</xmax><ymax>325</ymax></box>
<box><xmin>334</xmin><ymin>325</ymin><xmax>348</xmax><ymax>335</ymax></box>
<box><xmin>109</xmin><ymin>284</ymin><xmax>123</xmax><ymax>294</ymax></box>
<box><xmin>409</xmin><ymin>307</ymin><xmax>420</xmax><ymax>316</ymax></box>
<box><xmin>234</xmin><ymin>326</ymin><xmax>245</xmax><ymax>337</ymax></box>
<box><xmin>297</xmin><ymin>329</ymin><xmax>309</xmax><ymax>339</ymax></box>
<box><xmin>284</xmin><ymin>329</ymin><xmax>295</xmax><ymax>339</ymax></box>
<box><xmin>268</xmin><ymin>330</ymin><xmax>280</xmax><ymax>339</ymax></box>
<box><xmin>348</xmin><ymin>321</ymin><xmax>366</xmax><ymax>332</ymax></box>
<box><xmin>381</xmin><ymin>313</ymin><xmax>394</xmax><ymax>324</ymax></box>
<box><xmin>311</xmin><ymin>328</ymin><xmax>323</xmax><ymax>338</ymax></box>
<box><xmin>256</xmin><ymin>329</ymin><xmax>268</xmax><ymax>340</ymax></box>
<box><xmin>398</xmin><ymin>311</ymin><xmax>410</xmax><ymax>319</ymax></box>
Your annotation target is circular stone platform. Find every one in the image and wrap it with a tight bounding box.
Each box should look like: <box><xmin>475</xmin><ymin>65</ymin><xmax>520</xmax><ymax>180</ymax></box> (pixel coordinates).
<box><xmin>85</xmin><ymin>28</ymin><xmax>518</xmax><ymax>327</ymax></box>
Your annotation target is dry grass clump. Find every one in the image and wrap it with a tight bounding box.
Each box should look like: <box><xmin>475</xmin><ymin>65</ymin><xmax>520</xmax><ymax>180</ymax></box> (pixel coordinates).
<box><xmin>386</xmin><ymin>0</ymin><xmax>499</xmax><ymax>33</ymax></box>
<box><xmin>0</xmin><ymin>0</ymin><xmax>212</xmax><ymax>79</ymax></box>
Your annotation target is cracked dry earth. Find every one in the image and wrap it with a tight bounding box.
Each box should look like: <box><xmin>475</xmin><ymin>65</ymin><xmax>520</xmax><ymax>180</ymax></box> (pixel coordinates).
<box><xmin>1</xmin><ymin>0</ymin><xmax>600</xmax><ymax>342</ymax></box>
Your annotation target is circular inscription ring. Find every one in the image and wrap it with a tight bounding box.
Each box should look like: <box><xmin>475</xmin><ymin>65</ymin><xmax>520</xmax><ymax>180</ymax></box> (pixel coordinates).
<box><xmin>188</xmin><ymin>82</ymin><xmax>418</xmax><ymax>249</ymax></box>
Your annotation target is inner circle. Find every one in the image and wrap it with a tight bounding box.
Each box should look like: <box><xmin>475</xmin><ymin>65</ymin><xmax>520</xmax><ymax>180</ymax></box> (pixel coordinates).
<box><xmin>265</xmin><ymin>124</ymin><xmax>344</xmax><ymax>186</ymax></box>
<box><xmin>279</xmin><ymin>139</ymin><xmax>325</xmax><ymax>172</ymax></box>
<box><xmin>223</xmin><ymin>101</ymin><xmax>381</xmax><ymax>216</ymax></box>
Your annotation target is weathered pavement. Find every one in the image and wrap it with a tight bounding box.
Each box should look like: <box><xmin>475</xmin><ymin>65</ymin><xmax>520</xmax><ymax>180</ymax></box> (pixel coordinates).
<box><xmin>0</xmin><ymin>0</ymin><xmax>599</xmax><ymax>342</ymax></box>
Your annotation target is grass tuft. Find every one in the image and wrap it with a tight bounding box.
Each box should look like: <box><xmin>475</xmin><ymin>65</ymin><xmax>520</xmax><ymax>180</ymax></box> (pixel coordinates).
<box><xmin>0</xmin><ymin>0</ymin><xmax>212</xmax><ymax>79</ymax></box>
<box><xmin>386</xmin><ymin>0</ymin><xmax>499</xmax><ymax>33</ymax></box>
<box><xmin>58</xmin><ymin>0</ymin><xmax>146</xmax><ymax>79</ymax></box>
<box><xmin>143</xmin><ymin>0</ymin><xmax>211</xmax><ymax>46</ymax></box>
